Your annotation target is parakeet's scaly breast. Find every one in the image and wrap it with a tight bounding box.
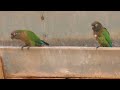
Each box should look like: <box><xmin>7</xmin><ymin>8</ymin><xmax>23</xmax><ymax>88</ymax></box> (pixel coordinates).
<box><xmin>97</xmin><ymin>36</ymin><xmax>110</xmax><ymax>47</ymax></box>
<box><xmin>19</xmin><ymin>32</ymin><xmax>31</xmax><ymax>46</ymax></box>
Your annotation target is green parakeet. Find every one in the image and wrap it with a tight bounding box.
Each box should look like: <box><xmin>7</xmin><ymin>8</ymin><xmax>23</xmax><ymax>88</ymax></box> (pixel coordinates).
<box><xmin>11</xmin><ymin>30</ymin><xmax>49</xmax><ymax>49</ymax></box>
<box><xmin>91</xmin><ymin>21</ymin><xmax>112</xmax><ymax>48</ymax></box>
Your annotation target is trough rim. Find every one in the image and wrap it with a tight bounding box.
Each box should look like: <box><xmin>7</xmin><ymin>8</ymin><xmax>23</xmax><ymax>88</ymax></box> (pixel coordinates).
<box><xmin>0</xmin><ymin>46</ymin><xmax>119</xmax><ymax>50</ymax></box>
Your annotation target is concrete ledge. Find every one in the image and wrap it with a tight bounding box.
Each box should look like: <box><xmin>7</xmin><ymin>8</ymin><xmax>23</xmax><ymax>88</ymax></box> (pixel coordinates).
<box><xmin>0</xmin><ymin>46</ymin><xmax>120</xmax><ymax>79</ymax></box>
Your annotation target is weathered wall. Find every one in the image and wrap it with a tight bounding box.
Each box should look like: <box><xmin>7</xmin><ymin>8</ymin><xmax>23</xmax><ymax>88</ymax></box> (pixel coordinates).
<box><xmin>0</xmin><ymin>11</ymin><xmax>119</xmax><ymax>46</ymax></box>
<box><xmin>0</xmin><ymin>47</ymin><xmax>120</xmax><ymax>79</ymax></box>
<box><xmin>0</xmin><ymin>12</ymin><xmax>119</xmax><ymax>79</ymax></box>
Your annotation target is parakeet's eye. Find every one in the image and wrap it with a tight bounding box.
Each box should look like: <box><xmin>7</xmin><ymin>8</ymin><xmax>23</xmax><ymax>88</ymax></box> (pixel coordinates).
<box><xmin>95</xmin><ymin>24</ymin><xmax>98</xmax><ymax>27</ymax></box>
<box><xmin>17</xmin><ymin>33</ymin><xmax>20</xmax><ymax>35</ymax></box>
<box><xmin>15</xmin><ymin>32</ymin><xmax>19</xmax><ymax>35</ymax></box>
<box><xmin>12</xmin><ymin>32</ymin><xmax>18</xmax><ymax>36</ymax></box>
<box><xmin>13</xmin><ymin>33</ymin><xmax>16</xmax><ymax>36</ymax></box>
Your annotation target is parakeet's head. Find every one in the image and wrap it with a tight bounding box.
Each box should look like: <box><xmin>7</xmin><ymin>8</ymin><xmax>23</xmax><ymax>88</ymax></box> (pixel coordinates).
<box><xmin>91</xmin><ymin>21</ymin><xmax>103</xmax><ymax>32</ymax></box>
<box><xmin>11</xmin><ymin>30</ymin><xmax>22</xmax><ymax>40</ymax></box>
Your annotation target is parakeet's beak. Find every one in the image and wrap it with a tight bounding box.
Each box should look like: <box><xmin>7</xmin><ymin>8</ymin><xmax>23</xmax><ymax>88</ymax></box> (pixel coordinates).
<box><xmin>92</xmin><ymin>25</ymin><xmax>94</xmax><ymax>30</ymax></box>
<box><xmin>11</xmin><ymin>35</ymin><xmax>14</xmax><ymax>40</ymax></box>
<box><xmin>11</xmin><ymin>33</ymin><xmax>15</xmax><ymax>40</ymax></box>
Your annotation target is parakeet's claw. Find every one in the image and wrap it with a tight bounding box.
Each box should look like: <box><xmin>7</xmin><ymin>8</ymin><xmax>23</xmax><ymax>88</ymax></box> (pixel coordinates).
<box><xmin>21</xmin><ymin>45</ymin><xmax>29</xmax><ymax>50</ymax></box>
<box><xmin>21</xmin><ymin>46</ymin><xmax>24</xmax><ymax>50</ymax></box>
<box><xmin>27</xmin><ymin>46</ymin><xmax>30</xmax><ymax>50</ymax></box>
<box><xmin>96</xmin><ymin>46</ymin><xmax>99</xmax><ymax>49</ymax></box>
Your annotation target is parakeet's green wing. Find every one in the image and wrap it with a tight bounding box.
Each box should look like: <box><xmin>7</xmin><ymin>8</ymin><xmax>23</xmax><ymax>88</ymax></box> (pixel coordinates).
<box><xmin>26</xmin><ymin>31</ymin><xmax>48</xmax><ymax>46</ymax></box>
<box><xmin>26</xmin><ymin>31</ymin><xmax>40</xmax><ymax>41</ymax></box>
<box><xmin>102</xmin><ymin>28</ymin><xmax>112</xmax><ymax>47</ymax></box>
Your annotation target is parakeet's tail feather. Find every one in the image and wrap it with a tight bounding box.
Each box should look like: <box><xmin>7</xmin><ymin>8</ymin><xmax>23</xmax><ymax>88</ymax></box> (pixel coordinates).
<box><xmin>41</xmin><ymin>40</ymin><xmax>49</xmax><ymax>46</ymax></box>
<box><xmin>109</xmin><ymin>42</ymin><xmax>112</xmax><ymax>47</ymax></box>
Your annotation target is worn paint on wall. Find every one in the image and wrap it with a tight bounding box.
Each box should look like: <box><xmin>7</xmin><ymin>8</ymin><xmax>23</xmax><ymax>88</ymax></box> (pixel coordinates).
<box><xmin>1</xmin><ymin>47</ymin><xmax>120</xmax><ymax>79</ymax></box>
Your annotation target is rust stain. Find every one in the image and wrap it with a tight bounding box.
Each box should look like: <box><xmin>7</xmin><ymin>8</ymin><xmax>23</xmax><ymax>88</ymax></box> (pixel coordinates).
<box><xmin>5</xmin><ymin>72</ymin><xmax>120</xmax><ymax>79</ymax></box>
<box><xmin>0</xmin><ymin>57</ymin><xmax>5</xmax><ymax>79</ymax></box>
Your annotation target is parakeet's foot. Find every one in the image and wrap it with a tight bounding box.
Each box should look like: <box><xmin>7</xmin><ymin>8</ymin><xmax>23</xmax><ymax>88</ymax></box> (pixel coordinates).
<box><xmin>21</xmin><ymin>46</ymin><xmax>24</xmax><ymax>50</ymax></box>
<box><xmin>21</xmin><ymin>45</ymin><xmax>29</xmax><ymax>50</ymax></box>
<box><xmin>27</xmin><ymin>46</ymin><xmax>30</xmax><ymax>50</ymax></box>
<box><xmin>96</xmin><ymin>46</ymin><xmax>99</xmax><ymax>49</ymax></box>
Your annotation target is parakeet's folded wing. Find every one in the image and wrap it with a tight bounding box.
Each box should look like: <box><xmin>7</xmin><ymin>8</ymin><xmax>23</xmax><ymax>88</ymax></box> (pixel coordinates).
<box><xmin>103</xmin><ymin>28</ymin><xmax>112</xmax><ymax>47</ymax></box>
<box><xmin>26</xmin><ymin>31</ymin><xmax>40</xmax><ymax>41</ymax></box>
<box><xmin>26</xmin><ymin>31</ymin><xmax>49</xmax><ymax>46</ymax></box>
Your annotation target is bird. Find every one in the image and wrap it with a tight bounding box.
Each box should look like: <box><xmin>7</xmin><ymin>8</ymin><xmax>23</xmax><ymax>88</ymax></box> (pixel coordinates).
<box><xmin>91</xmin><ymin>21</ymin><xmax>112</xmax><ymax>48</ymax></box>
<box><xmin>11</xmin><ymin>30</ymin><xmax>49</xmax><ymax>50</ymax></box>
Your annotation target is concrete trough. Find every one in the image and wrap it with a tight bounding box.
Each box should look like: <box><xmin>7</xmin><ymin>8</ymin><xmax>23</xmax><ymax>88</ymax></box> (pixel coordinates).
<box><xmin>0</xmin><ymin>46</ymin><xmax>120</xmax><ymax>79</ymax></box>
